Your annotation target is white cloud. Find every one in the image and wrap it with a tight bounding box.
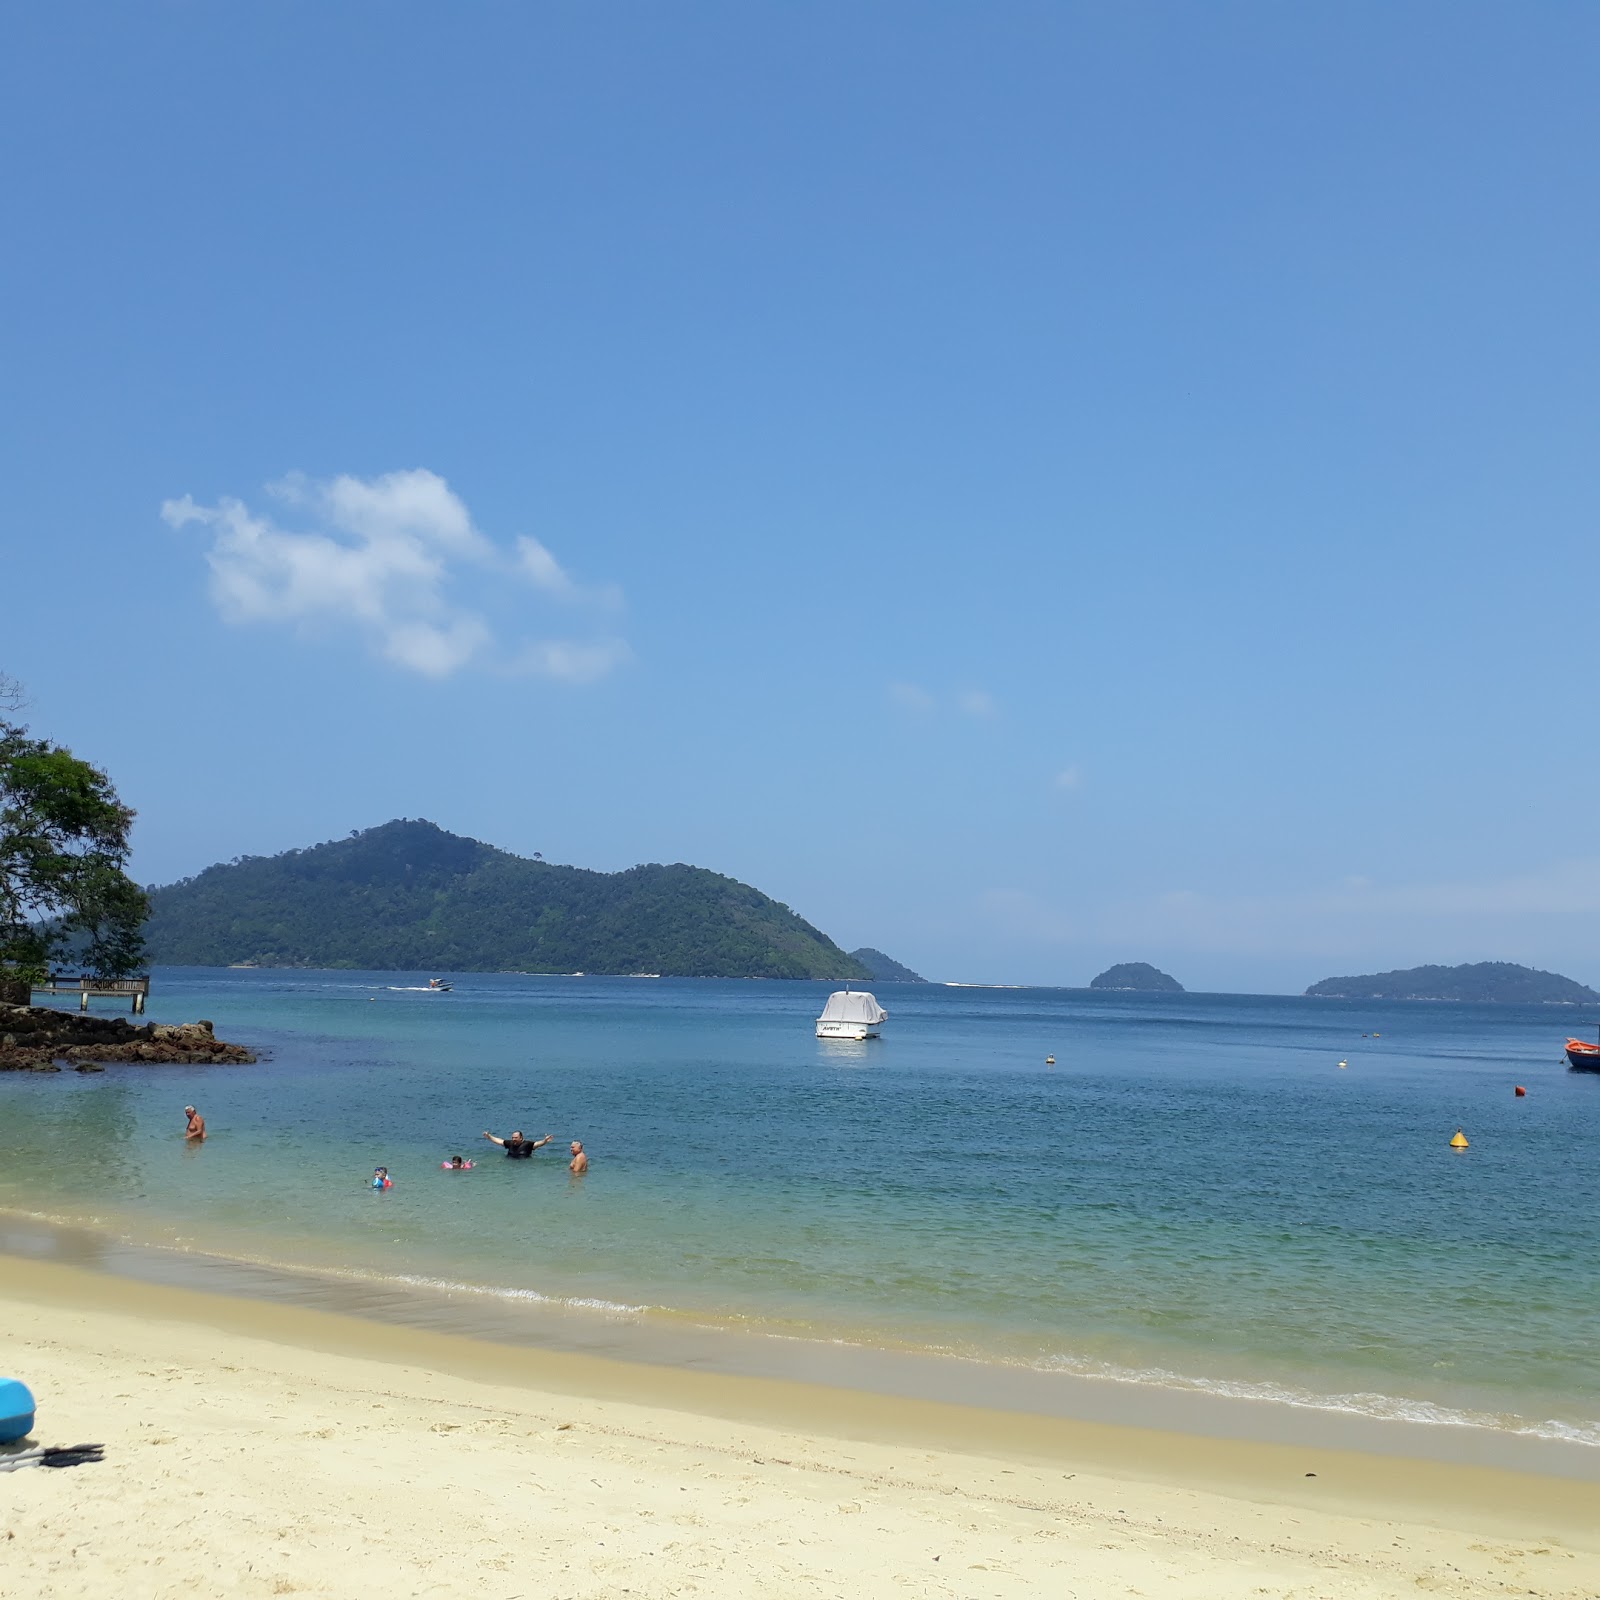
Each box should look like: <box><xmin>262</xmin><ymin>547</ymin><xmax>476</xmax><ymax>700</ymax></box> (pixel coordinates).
<box><xmin>887</xmin><ymin>682</ymin><xmax>999</xmax><ymax>717</ymax></box>
<box><xmin>382</xmin><ymin>617</ymin><xmax>492</xmax><ymax>677</ymax></box>
<box><xmin>162</xmin><ymin>470</ymin><xmax>626</xmax><ymax>682</ymax></box>
<box><xmin>888</xmin><ymin>681</ymin><xmax>937</xmax><ymax>713</ymax></box>
<box><xmin>506</xmin><ymin>637</ymin><xmax>633</xmax><ymax>684</ymax></box>
<box><xmin>516</xmin><ymin>535</ymin><xmax>575</xmax><ymax>596</ymax></box>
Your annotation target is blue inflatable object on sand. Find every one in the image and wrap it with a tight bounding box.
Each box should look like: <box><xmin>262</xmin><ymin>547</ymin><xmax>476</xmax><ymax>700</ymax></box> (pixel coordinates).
<box><xmin>0</xmin><ymin>1378</ymin><xmax>36</xmax><ymax>1443</ymax></box>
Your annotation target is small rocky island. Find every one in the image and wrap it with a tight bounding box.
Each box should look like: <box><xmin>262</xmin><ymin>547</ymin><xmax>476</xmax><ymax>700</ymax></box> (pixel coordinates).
<box><xmin>848</xmin><ymin>947</ymin><xmax>926</xmax><ymax>983</ymax></box>
<box><xmin>0</xmin><ymin>1006</ymin><xmax>257</xmax><ymax>1071</ymax></box>
<box><xmin>1089</xmin><ymin>962</ymin><xmax>1184</xmax><ymax>993</ymax></box>
<box><xmin>1305</xmin><ymin>962</ymin><xmax>1599</xmax><ymax>1003</ymax></box>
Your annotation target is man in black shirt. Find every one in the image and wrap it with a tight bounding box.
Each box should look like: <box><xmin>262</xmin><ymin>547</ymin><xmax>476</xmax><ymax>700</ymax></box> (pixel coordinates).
<box><xmin>482</xmin><ymin>1129</ymin><xmax>553</xmax><ymax>1159</ymax></box>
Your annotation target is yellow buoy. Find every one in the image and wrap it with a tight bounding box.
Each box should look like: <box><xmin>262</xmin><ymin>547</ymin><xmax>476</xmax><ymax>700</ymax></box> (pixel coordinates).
<box><xmin>1449</xmin><ymin>1129</ymin><xmax>1469</xmax><ymax>1150</ymax></box>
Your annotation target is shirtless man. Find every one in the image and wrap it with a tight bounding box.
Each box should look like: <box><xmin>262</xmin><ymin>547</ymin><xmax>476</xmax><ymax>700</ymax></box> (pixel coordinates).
<box><xmin>482</xmin><ymin>1129</ymin><xmax>552</xmax><ymax>1159</ymax></box>
<box><xmin>568</xmin><ymin>1140</ymin><xmax>588</xmax><ymax>1175</ymax></box>
<box><xmin>183</xmin><ymin>1106</ymin><xmax>206</xmax><ymax>1142</ymax></box>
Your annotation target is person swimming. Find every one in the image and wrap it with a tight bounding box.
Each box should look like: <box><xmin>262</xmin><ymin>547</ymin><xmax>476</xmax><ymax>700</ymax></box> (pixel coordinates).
<box><xmin>371</xmin><ymin>1166</ymin><xmax>392</xmax><ymax>1189</ymax></box>
<box><xmin>441</xmin><ymin>1155</ymin><xmax>474</xmax><ymax>1169</ymax></box>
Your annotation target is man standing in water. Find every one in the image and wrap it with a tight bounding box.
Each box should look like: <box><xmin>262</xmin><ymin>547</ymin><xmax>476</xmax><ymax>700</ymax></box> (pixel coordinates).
<box><xmin>183</xmin><ymin>1106</ymin><xmax>206</xmax><ymax>1142</ymax></box>
<box><xmin>568</xmin><ymin>1140</ymin><xmax>588</xmax><ymax>1175</ymax></box>
<box><xmin>482</xmin><ymin>1129</ymin><xmax>552</xmax><ymax>1159</ymax></box>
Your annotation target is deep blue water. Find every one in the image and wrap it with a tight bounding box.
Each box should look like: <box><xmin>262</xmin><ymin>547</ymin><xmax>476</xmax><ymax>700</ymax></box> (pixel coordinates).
<box><xmin>2</xmin><ymin>969</ymin><xmax>1597</xmax><ymax>1443</ymax></box>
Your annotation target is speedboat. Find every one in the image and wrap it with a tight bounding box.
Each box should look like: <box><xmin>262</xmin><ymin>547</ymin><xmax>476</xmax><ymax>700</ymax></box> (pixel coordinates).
<box><xmin>1565</xmin><ymin>1036</ymin><xmax>1600</xmax><ymax>1071</ymax></box>
<box><xmin>427</xmin><ymin>978</ymin><xmax>453</xmax><ymax>992</ymax></box>
<box><xmin>816</xmin><ymin>989</ymin><xmax>887</xmax><ymax>1041</ymax></box>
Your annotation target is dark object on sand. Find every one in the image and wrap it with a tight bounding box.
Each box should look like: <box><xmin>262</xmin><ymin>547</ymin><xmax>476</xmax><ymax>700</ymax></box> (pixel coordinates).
<box><xmin>0</xmin><ymin>1443</ymin><xmax>105</xmax><ymax>1472</ymax></box>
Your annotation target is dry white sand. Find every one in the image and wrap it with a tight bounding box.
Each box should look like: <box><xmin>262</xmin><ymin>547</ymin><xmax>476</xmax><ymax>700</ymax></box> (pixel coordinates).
<box><xmin>3</xmin><ymin>1258</ymin><xmax>1598</xmax><ymax>1599</ymax></box>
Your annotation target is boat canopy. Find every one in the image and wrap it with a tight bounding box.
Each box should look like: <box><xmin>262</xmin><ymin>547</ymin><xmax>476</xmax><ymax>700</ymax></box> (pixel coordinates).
<box><xmin>818</xmin><ymin>990</ymin><xmax>888</xmax><ymax>1024</ymax></box>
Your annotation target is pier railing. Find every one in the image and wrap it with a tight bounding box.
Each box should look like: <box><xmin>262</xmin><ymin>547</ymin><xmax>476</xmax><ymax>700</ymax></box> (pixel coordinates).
<box><xmin>31</xmin><ymin>975</ymin><xmax>151</xmax><ymax>1014</ymax></box>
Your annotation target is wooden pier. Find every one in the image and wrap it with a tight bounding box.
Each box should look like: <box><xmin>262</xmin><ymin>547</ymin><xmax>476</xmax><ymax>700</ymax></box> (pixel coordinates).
<box><xmin>31</xmin><ymin>975</ymin><xmax>151</xmax><ymax>1014</ymax></box>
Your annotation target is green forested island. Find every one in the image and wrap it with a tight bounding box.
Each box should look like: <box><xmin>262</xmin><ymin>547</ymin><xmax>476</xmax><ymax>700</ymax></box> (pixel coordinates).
<box><xmin>1089</xmin><ymin>962</ymin><xmax>1184</xmax><ymax>993</ymax></box>
<box><xmin>848</xmin><ymin>947</ymin><xmax>926</xmax><ymax>983</ymax></box>
<box><xmin>144</xmin><ymin>820</ymin><xmax>874</xmax><ymax>980</ymax></box>
<box><xmin>1305</xmin><ymin>962</ymin><xmax>1599</xmax><ymax>1003</ymax></box>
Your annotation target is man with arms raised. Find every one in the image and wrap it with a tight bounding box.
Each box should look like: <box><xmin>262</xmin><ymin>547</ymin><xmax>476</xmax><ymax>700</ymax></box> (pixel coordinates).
<box><xmin>482</xmin><ymin>1129</ymin><xmax>552</xmax><ymax>1159</ymax></box>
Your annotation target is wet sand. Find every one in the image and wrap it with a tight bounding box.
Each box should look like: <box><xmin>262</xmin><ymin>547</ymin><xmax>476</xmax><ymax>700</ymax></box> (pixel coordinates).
<box><xmin>3</xmin><ymin>1255</ymin><xmax>1598</xmax><ymax>1599</ymax></box>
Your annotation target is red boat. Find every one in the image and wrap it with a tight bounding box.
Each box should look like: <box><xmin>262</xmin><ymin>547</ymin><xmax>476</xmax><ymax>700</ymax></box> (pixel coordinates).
<box><xmin>1564</xmin><ymin>1037</ymin><xmax>1600</xmax><ymax>1071</ymax></box>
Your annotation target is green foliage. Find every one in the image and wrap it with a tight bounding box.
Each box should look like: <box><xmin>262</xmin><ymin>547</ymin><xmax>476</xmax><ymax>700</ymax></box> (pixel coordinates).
<box><xmin>1305</xmin><ymin>962</ymin><xmax>1599</xmax><ymax>1002</ymax></box>
<box><xmin>0</xmin><ymin>716</ymin><xmax>149</xmax><ymax>981</ymax></box>
<box><xmin>1089</xmin><ymin>962</ymin><xmax>1184</xmax><ymax>992</ymax></box>
<box><xmin>848</xmin><ymin>947</ymin><xmax>925</xmax><ymax>983</ymax></box>
<box><xmin>145</xmin><ymin>819</ymin><xmax>873</xmax><ymax>980</ymax></box>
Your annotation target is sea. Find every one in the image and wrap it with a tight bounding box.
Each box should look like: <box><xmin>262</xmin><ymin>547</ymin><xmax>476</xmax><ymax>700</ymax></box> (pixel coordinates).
<box><xmin>3</xmin><ymin>969</ymin><xmax>1598</xmax><ymax>1466</ymax></box>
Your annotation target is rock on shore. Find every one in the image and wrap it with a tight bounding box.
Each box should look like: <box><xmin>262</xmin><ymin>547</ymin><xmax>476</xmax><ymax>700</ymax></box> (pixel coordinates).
<box><xmin>0</xmin><ymin>1006</ymin><xmax>257</xmax><ymax>1071</ymax></box>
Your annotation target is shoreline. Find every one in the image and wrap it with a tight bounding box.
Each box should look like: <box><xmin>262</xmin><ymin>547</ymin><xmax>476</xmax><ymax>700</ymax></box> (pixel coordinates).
<box><xmin>5</xmin><ymin>1211</ymin><xmax>1600</xmax><ymax>1487</ymax></box>
<box><xmin>4</xmin><ymin>1255</ymin><xmax>1599</xmax><ymax>1599</ymax></box>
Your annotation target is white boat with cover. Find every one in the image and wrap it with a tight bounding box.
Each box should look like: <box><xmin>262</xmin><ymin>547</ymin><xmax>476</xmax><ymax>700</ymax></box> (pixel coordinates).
<box><xmin>815</xmin><ymin>989</ymin><xmax>888</xmax><ymax>1040</ymax></box>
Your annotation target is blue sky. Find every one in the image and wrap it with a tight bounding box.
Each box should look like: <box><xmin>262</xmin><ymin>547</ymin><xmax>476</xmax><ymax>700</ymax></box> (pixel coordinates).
<box><xmin>4</xmin><ymin>3</ymin><xmax>1598</xmax><ymax>991</ymax></box>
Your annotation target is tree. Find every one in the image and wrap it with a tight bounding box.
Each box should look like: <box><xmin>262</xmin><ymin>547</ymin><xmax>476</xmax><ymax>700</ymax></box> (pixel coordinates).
<box><xmin>1</xmin><ymin>688</ymin><xmax>149</xmax><ymax>981</ymax></box>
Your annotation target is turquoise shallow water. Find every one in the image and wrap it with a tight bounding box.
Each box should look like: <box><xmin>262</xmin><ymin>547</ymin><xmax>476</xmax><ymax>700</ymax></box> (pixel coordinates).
<box><xmin>3</xmin><ymin>969</ymin><xmax>1598</xmax><ymax>1445</ymax></box>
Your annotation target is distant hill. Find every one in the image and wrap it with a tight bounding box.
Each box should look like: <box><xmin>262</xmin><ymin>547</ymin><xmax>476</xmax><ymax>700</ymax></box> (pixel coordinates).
<box><xmin>1305</xmin><ymin>962</ymin><xmax>1599</xmax><ymax>1003</ymax></box>
<box><xmin>1089</xmin><ymin>962</ymin><xmax>1184</xmax><ymax>993</ymax></box>
<box><xmin>848</xmin><ymin>947</ymin><xmax>926</xmax><ymax>983</ymax></box>
<box><xmin>144</xmin><ymin>820</ymin><xmax>873</xmax><ymax>980</ymax></box>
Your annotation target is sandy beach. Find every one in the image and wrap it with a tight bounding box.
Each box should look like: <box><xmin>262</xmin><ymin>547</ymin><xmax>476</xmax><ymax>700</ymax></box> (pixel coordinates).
<box><xmin>2</xmin><ymin>1258</ymin><xmax>1597</xmax><ymax>1599</ymax></box>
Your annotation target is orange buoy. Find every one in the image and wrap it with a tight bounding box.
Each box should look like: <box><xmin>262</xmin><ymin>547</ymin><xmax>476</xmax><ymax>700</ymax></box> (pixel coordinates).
<box><xmin>1514</xmin><ymin>1085</ymin><xmax>1527</xmax><ymax>1096</ymax></box>
<box><xmin>1449</xmin><ymin>1129</ymin><xmax>1469</xmax><ymax>1150</ymax></box>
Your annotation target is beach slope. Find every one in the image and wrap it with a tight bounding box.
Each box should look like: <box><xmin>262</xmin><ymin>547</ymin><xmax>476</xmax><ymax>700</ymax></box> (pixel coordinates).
<box><xmin>3</xmin><ymin>1259</ymin><xmax>1597</xmax><ymax>1599</ymax></box>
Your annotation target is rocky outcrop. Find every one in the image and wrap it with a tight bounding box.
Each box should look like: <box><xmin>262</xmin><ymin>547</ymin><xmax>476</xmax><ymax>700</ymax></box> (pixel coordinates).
<box><xmin>0</xmin><ymin>1006</ymin><xmax>257</xmax><ymax>1070</ymax></box>
<box><xmin>1088</xmin><ymin>962</ymin><xmax>1185</xmax><ymax>993</ymax></box>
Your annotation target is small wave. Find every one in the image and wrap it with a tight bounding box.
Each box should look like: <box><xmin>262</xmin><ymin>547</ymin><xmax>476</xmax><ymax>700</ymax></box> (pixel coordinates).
<box><xmin>130</xmin><ymin>1237</ymin><xmax>655</xmax><ymax>1319</ymax></box>
<box><xmin>588</xmin><ymin>1302</ymin><xmax>1600</xmax><ymax>1449</ymax></box>
<box><xmin>373</xmin><ymin>1270</ymin><xmax>648</xmax><ymax>1317</ymax></box>
<box><xmin>1025</xmin><ymin>1350</ymin><xmax>1600</xmax><ymax>1448</ymax></box>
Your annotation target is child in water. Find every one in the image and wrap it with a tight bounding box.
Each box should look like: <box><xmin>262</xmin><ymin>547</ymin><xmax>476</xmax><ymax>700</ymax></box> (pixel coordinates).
<box><xmin>371</xmin><ymin>1166</ymin><xmax>392</xmax><ymax>1189</ymax></box>
<box><xmin>442</xmin><ymin>1155</ymin><xmax>474</xmax><ymax>1170</ymax></box>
